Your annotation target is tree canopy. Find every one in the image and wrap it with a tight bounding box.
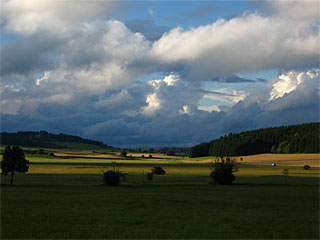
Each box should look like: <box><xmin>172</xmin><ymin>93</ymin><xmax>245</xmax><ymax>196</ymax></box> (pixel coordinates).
<box><xmin>190</xmin><ymin>122</ymin><xmax>320</xmax><ymax>157</ymax></box>
<box><xmin>0</xmin><ymin>131</ymin><xmax>110</xmax><ymax>149</ymax></box>
<box><xmin>1</xmin><ymin>146</ymin><xmax>29</xmax><ymax>184</ymax></box>
<box><xmin>210</xmin><ymin>157</ymin><xmax>238</xmax><ymax>184</ymax></box>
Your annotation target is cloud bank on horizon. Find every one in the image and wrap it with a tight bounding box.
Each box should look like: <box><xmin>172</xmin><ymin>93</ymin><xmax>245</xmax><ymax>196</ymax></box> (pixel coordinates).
<box><xmin>1</xmin><ymin>0</ymin><xmax>319</xmax><ymax>147</ymax></box>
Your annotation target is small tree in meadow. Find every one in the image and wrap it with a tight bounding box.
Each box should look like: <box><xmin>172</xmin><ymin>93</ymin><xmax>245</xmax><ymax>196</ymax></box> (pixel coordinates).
<box><xmin>283</xmin><ymin>168</ymin><xmax>289</xmax><ymax>184</ymax></box>
<box><xmin>1</xmin><ymin>146</ymin><xmax>29</xmax><ymax>185</ymax></box>
<box><xmin>151</xmin><ymin>166</ymin><xmax>166</xmax><ymax>175</ymax></box>
<box><xmin>120</xmin><ymin>150</ymin><xmax>127</xmax><ymax>157</ymax></box>
<box><xmin>210</xmin><ymin>157</ymin><xmax>239</xmax><ymax>185</ymax></box>
<box><xmin>101</xmin><ymin>162</ymin><xmax>127</xmax><ymax>186</ymax></box>
<box><xmin>49</xmin><ymin>152</ymin><xmax>55</xmax><ymax>157</ymax></box>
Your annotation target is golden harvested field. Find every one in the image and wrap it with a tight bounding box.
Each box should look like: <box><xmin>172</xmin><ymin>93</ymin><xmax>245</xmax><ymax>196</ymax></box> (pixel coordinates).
<box><xmin>236</xmin><ymin>153</ymin><xmax>320</xmax><ymax>167</ymax></box>
<box><xmin>184</xmin><ymin>153</ymin><xmax>320</xmax><ymax>167</ymax></box>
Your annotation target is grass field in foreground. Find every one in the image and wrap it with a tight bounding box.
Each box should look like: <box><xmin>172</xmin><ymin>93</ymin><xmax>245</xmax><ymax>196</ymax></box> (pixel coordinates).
<box><xmin>1</xmin><ymin>152</ymin><xmax>319</xmax><ymax>239</ymax></box>
<box><xmin>1</xmin><ymin>173</ymin><xmax>319</xmax><ymax>239</ymax></box>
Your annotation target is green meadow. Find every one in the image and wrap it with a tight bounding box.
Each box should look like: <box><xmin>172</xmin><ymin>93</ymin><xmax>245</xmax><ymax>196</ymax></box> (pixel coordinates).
<box><xmin>1</xmin><ymin>152</ymin><xmax>319</xmax><ymax>239</ymax></box>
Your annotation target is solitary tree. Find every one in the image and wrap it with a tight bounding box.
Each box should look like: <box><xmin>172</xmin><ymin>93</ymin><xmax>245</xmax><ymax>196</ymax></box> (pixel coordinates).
<box><xmin>101</xmin><ymin>162</ymin><xmax>127</xmax><ymax>186</ymax></box>
<box><xmin>210</xmin><ymin>157</ymin><xmax>239</xmax><ymax>184</ymax></box>
<box><xmin>1</xmin><ymin>146</ymin><xmax>29</xmax><ymax>185</ymax></box>
<box><xmin>120</xmin><ymin>150</ymin><xmax>127</xmax><ymax>157</ymax></box>
<box><xmin>283</xmin><ymin>168</ymin><xmax>289</xmax><ymax>184</ymax></box>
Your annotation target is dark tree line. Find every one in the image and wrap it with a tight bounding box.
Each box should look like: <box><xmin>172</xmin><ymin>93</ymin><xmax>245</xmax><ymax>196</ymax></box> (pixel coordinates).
<box><xmin>0</xmin><ymin>131</ymin><xmax>109</xmax><ymax>149</ymax></box>
<box><xmin>189</xmin><ymin>122</ymin><xmax>320</xmax><ymax>157</ymax></box>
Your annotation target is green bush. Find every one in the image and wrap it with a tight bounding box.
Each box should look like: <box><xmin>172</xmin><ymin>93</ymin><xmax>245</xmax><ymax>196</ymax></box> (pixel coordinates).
<box><xmin>103</xmin><ymin>170</ymin><xmax>120</xmax><ymax>186</ymax></box>
<box><xmin>102</xmin><ymin>163</ymin><xmax>127</xmax><ymax>186</ymax></box>
<box><xmin>120</xmin><ymin>150</ymin><xmax>127</xmax><ymax>157</ymax></box>
<box><xmin>151</xmin><ymin>166</ymin><xmax>166</xmax><ymax>175</ymax></box>
<box><xmin>166</xmin><ymin>150</ymin><xmax>175</xmax><ymax>156</ymax></box>
<box><xmin>303</xmin><ymin>165</ymin><xmax>311</xmax><ymax>170</ymax></box>
<box><xmin>210</xmin><ymin>157</ymin><xmax>239</xmax><ymax>185</ymax></box>
<box><xmin>37</xmin><ymin>149</ymin><xmax>46</xmax><ymax>155</ymax></box>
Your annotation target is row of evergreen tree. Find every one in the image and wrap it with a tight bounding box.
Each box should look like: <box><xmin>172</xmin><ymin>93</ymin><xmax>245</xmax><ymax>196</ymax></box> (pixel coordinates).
<box><xmin>0</xmin><ymin>131</ymin><xmax>109</xmax><ymax>149</ymax></box>
<box><xmin>189</xmin><ymin>122</ymin><xmax>320</xmax><ymax>157</ymax></box>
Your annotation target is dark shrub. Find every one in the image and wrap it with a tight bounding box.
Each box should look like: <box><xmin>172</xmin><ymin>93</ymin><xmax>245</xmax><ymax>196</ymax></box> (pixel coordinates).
<box><xmin>166</xmin><ymin>150</ymin><xmax>175</xmax><ymax>156</ymax></box>
<box><xmin>120</xmin><ymin>150</ymin><xmax>127</xmax><ymax>157</ymax></box>
<box><xmin>210</xmin><ymin>157</ymin><xmax>239</xmax><ymax>185</ymax></box>
<box><xmin>102</xmin><ymin>163</ymin><xmax>127</xmax><ymax>186</ymax></box>
<box><xmin>149</xmin><ymin>154</ymin><xmax>152</xmax><ymax>158</ymax></box>
<box><xmin>37</xmin><ymin>149</ymin><xmax>45</xmax><ymax>155</ymax></box>
<box><xmin>103</xmin><ymin>170</ymin><xmax>120</xmax><ymax>186</ymax></box>
<box><xmin>147</xmin><ymin>172</ymin><xmax>153</xmax><ymax>181</ymax></box>
<box><xmin>152</xmin><ymin>166</ymin><xmax>166</xmax><ymax>175</ymax></box>
<box><xmin>303</xmin><ymin>165</ymin><xmax>311</xmax><ymax>170</ymax></box>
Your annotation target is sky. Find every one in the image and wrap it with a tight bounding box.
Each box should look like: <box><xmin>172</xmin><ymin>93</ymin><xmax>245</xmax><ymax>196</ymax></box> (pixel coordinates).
<box><xmin>0</xmin><ymin>0</ymin><xmax>319</xmax><ymax>147</ymax></box>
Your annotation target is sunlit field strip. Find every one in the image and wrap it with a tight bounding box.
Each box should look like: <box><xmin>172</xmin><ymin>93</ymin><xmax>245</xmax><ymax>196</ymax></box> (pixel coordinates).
<box><xmin>26</xmin><ymin>156</ymin><xmax>181</xmax><ymax>164</ymax></box>
<box><xmin>25</xmin><ymin>163</ymin><xmax>320</xmax><ymax>177</ymax></box>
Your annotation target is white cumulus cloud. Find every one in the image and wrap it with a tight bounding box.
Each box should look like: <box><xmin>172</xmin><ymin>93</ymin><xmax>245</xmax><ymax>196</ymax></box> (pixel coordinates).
<box><xmin>2</xmin><ymin>0</ymin><xmax>117</xmax><ymax>35</ymax></box>
<box><xmin>151</xmin><ymin>9</ymin><xmax>319</xmax><ymax>81</ymax></box>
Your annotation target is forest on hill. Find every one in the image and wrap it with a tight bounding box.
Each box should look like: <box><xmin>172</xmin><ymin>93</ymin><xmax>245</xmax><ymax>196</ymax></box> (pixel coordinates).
<box><xmin>0</xmin><ymin>131</ymin><xmax>111</xmax><ymax>150</ymax></box>
<box><xmin>189</xmin><ymin>122</ymin><xmax>320</xmax><ymax>157</ymax></box>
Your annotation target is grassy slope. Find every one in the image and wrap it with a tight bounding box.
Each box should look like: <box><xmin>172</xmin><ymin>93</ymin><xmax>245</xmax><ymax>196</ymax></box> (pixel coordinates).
<box><xmin>49</xmin><ymin>141</ymin><xmax>108</xmax><ymax>150</ymax></box>
<box><xmin>1</xmin><ymin>140</ymin><xmax>109</xmax><ymax>151</ymax></box>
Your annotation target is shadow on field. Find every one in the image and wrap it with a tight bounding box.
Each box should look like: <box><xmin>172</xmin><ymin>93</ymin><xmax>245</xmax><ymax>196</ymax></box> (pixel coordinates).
<box><xmin>231</xmin><ymin>182</ymin><xmax>284</xmax><ymax>187</ymax></box>
<box><xmin>1</xmin><ymin>174</ymin><xmax>318</xmax><ymax>189</ymax></box>
<box><xmin>94</xmin><ymin>183</ymin><xmax>209</xmax><ymax>188</ymax></box>
<box><xmin>1</xmin><ymin>183</ymin><xmax>30</xmax><ymax>188</ymax></box>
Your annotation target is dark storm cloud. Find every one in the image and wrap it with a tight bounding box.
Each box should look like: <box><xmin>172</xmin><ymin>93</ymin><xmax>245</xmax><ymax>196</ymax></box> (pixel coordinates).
<box><xmin>256</xmin><ymin>78</ymin><xmax>267</xmax><ymax>82</ymax></box>
<box><xmin>1</xmin><ymin>70</ymin><xmax>319</xmax><ymax>147</ymax></box>
<box><xmin>211</xmin><ymin>75</ymin><xmax>256</xmax><ymax>83</ymax></box>
<box><xmin>1</xmin><ymin>34</ymin><xmax>62</xmax><ymax>77</ymax></box>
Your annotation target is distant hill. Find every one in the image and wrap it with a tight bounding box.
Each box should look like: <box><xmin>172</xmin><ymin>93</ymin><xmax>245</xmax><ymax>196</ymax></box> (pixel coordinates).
<box><xmin>189</xmin><ymin>122</ymin><xmax>320</xmax><ymax>157</ymax></box>
<box><xmin>0</xmin><ymin>131</ymin><xmax>113</xmax><ymax>150</ymax></box>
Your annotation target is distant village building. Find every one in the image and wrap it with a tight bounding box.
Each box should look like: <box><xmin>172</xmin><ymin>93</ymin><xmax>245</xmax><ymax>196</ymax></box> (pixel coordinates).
<box><xmin>272</xmin><ymin>163</ymin><xmax>277</xmax><ymax>166</ymax></box>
